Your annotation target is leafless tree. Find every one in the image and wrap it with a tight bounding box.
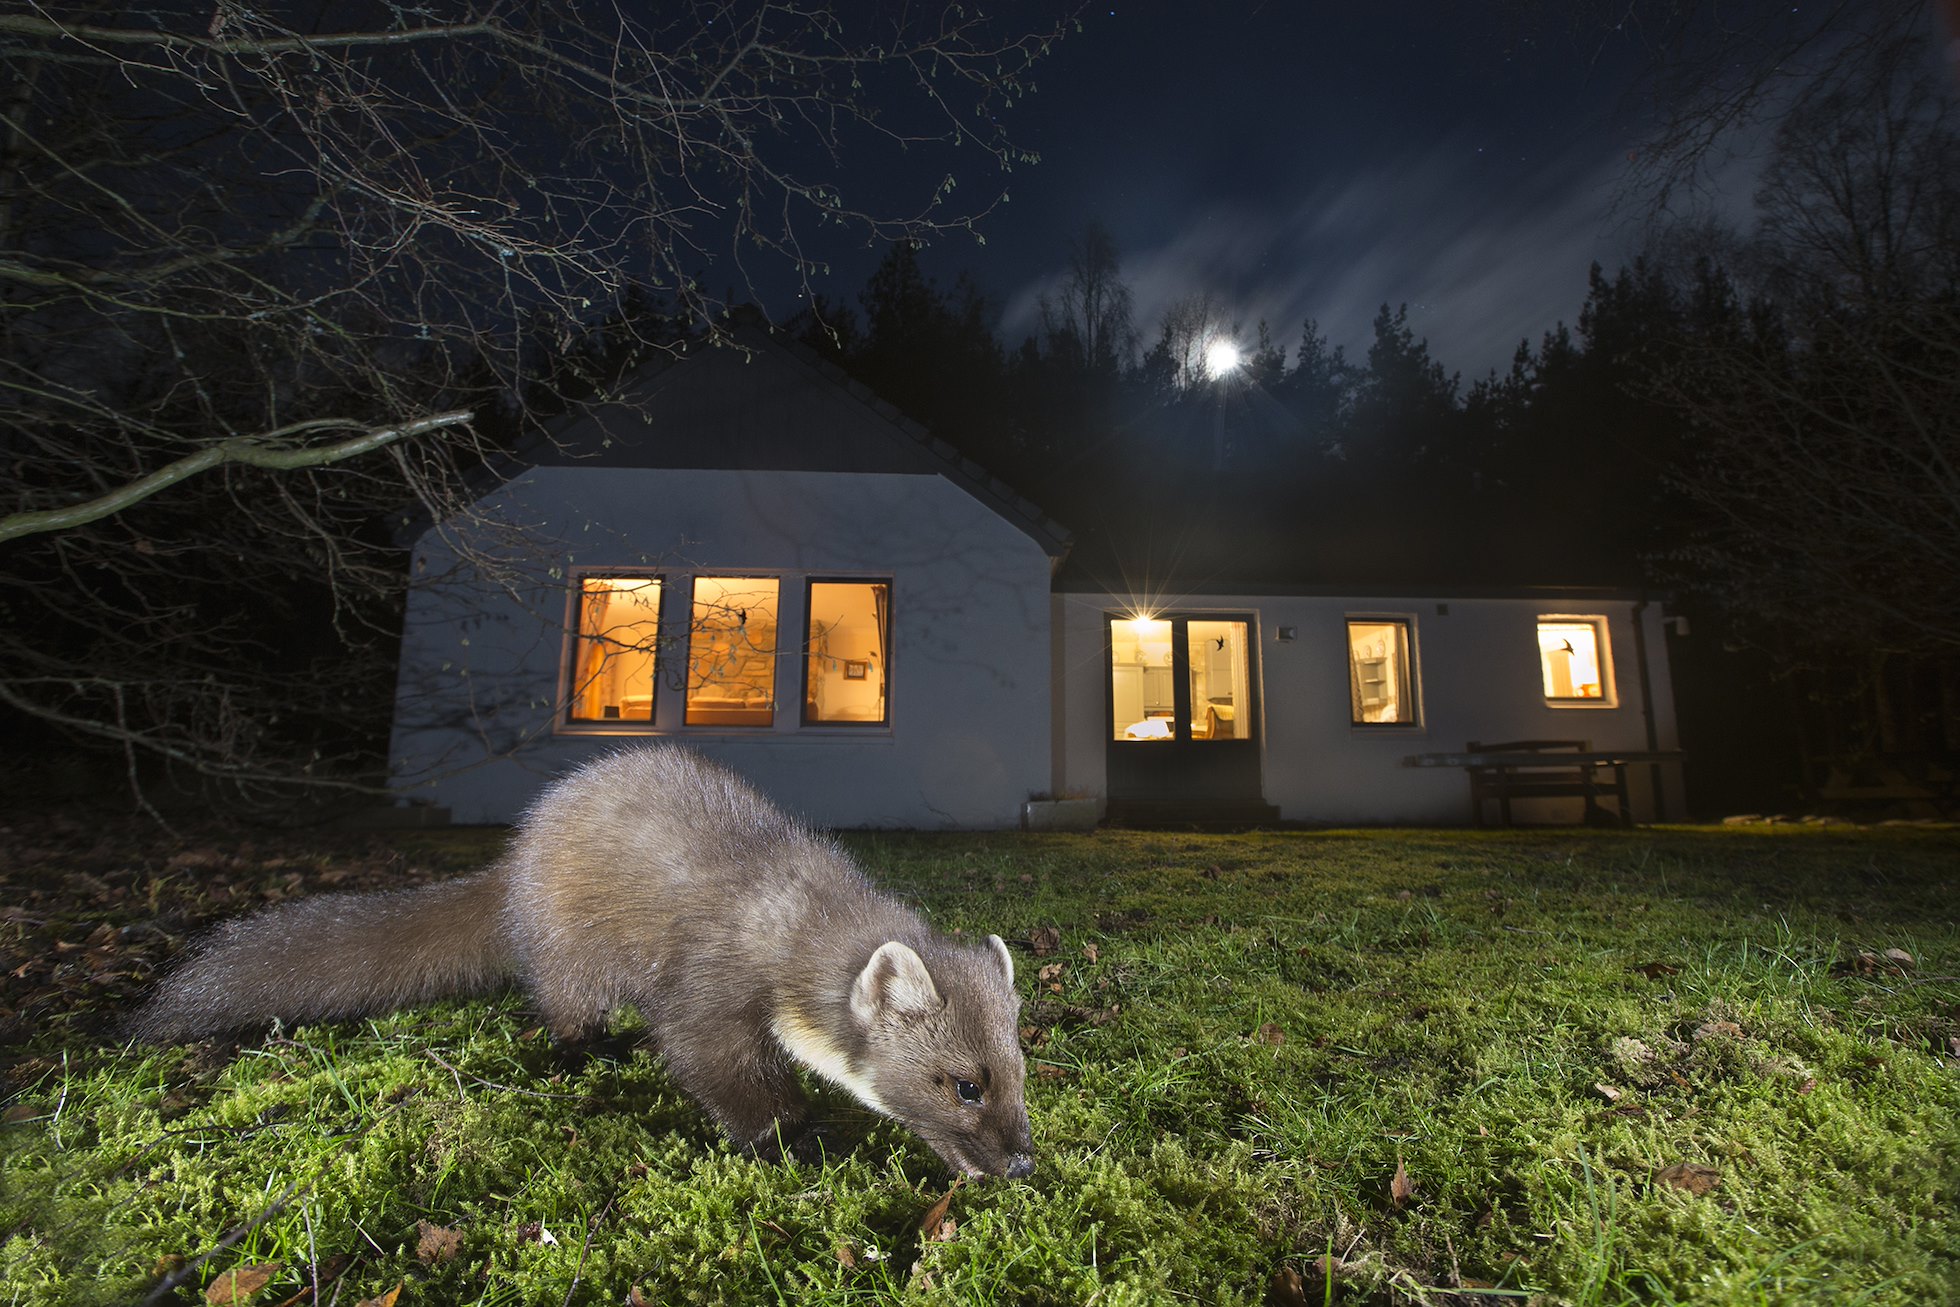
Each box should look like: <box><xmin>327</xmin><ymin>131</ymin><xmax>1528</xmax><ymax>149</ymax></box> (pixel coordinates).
<box><xmin>1502</xmin><ymin>1</ymin><xmax>1941</xmax><ymax>209</ymax></box>
<box><xmin>0</xmin><ymin>2</ymin><xmax>1074</xmax><ymax>801</ymax></box>
<box><xmin>1142</xmin><ymin>291</ymin><xmax>1235</xmax><ymax>392</ymax></box>
<box><xmin>1038</xmin><ymin>219</ymin><xmax>1135</xmax><ymax>373</ymax></box>
<box><xmin>1653</xmin><ymin>38</ymin><xmax>1960</xmax><ymax>656</ymax></box>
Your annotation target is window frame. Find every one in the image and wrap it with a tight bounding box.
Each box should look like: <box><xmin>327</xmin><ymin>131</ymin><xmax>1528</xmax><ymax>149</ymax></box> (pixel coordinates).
<box><xmin>1345</xmin><ymin>614</ymin><xmax>1423</xmax><ymax>729</ymax></box>
<box><xmin>683</xmin><ymin>573</ymin><xmax>784</xmax><ymax>730</ymax></box>
<box><xmin>553</xmin><ymin>569</ymin><xmax>902</xmax><ymax>739</ymax></box>
<box><xmin>801</xmin><ymin>575</ymin><xmax>894</xmax><ymax>729</ymax></box>
<box><xmin>1105</xmin><ymin>611</ymin><xmax>1259</xmax><ymax>746</ymax></box>
<box><xmin>560</xmin><ymin>570</ymin><xmax>666</xmax><ymax>734</ymax></box>
<box><xmin>1536</xmin><ymin>614</ymin><xmax>1617</xmax><ymax>708</ymax></box>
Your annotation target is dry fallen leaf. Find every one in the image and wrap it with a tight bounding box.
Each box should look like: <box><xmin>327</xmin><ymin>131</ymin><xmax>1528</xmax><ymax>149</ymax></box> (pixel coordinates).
<box><xmin>1028</xmin><ymin>926</ymin><xmax>1061</xmax><ymax>957</ymax></box>
<box><xmin>1632</xmin><ymin>960</ymin><xmax>1680</xmax><ymax>979</ymax></box>
<box><xmin>1593</xmin><ymin>1082</ymin><xmax>1623</xmax><ymax>1103</ymax></box>
<box><xmin>834</xmin><ymin>1242</ymin><xmax>859</xmax><ymax>1269</ymax></box>
<box><xmin>1269</xmin><ymin>1264</ymin><xmax>1309</xmax><ymax>1306</ymax></box>
<box><xmin>1837</xmin><ymin>948</ymin><xmax>1915</xmax><ymax>977</ymax></box>
<box><xmin>927</xmin><ymin>1217</ymin><xmax>958</xmax><ymax>1244</ymax></box>
<box><xmin>415</xmin><ymin>1219</ymin><xmax>465</xmax><ymax>1266</ymax></box>
<box><xmin>1655</xmin><ymin>1161</ymin><xmax>1721</xmax><ymax>1196</ymax></box>
<box><xmin>1037</xmin><ymin>962</ymin><xmax>1065</xmax><ymax>983</ymax></box>
<box><xmin>515</xmin><ymin>1220</ymin><xmax>558</xmax><ymax>1246</ymax></box>
<box><xmin>1082</xmin><ymin>942</ymin><xmax>1100</xmax><ymax>963</ymax></box>
<box><xmin>1256</xmin><ymin>1022</ymin><xmax>1285</xmax><ymax>1047</ymax></box>
<box><xmin>204</xmin><ymin>1263</ymin><xmax>279</xmax><ymax>1305</ymax></box>
<box><xmin>354</xmin><ymin>1285</ymin><xmax>402</xmax><ymax>1307</ymax></box>
<box><xmin>918</xmin><ymin>1177</ymin><xmax>963</xmax><ymax>1235</ymax></box>
<box><xmin>1389</xmin><ymin>1157</ymin><xmax>1417</xmax><ymax>1208</ymax></box>
<box><xmin>1694</xmin><ymin>1020</ymin><xmax>1744</xmax><ymax>1042</ymax></box>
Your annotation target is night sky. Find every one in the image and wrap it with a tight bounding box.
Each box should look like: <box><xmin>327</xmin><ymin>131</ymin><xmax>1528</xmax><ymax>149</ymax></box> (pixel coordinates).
<box><xmin>799</xmin><ymin>2</ymin><xmax>1705</xmax><ymax>379</ymax></box>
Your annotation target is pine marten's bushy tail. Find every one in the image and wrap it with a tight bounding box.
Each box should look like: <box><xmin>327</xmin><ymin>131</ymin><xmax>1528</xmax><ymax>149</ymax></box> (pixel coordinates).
<box><xmin>130</xmin><ymin>871</ymin><xmax>514</xmax><ymax>1042</ymax></box>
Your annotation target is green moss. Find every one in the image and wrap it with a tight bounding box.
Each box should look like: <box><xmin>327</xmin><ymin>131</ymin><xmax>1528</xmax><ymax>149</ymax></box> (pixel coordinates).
<box><xmin>2</xmin><ymin>827</ymin><xmax>1955</xmax><ymax>1304</ymax></box>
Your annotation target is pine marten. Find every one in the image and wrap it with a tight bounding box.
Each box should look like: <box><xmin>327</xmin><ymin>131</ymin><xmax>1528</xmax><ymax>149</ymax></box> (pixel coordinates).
<box><xmin>132</xmin><ymin>745</ymin><xmax>1035</xmax><ymax>1179</ymax></box>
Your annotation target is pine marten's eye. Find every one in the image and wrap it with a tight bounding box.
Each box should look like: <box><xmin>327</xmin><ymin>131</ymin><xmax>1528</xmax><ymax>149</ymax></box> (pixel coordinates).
<box><xmin>955</xmin><ymin>1078</ymin><xmax>984</xmax><ymax>1105</ymax></box>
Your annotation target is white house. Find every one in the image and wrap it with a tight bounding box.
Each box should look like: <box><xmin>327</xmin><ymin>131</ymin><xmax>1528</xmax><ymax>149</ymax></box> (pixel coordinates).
<box><xmin>1053</xmin><ymin>585</ymin><xmax>1682</xmax><ymax>826</ymax></box>
<box><xmin>388</xmin><ymin>319</ymin><xmax>1685</xmax><ymax>828</ymax></box>
<box><xmin>388</xmin><ymin>319</ymin><xmax>1069</xmax><ymax>827</ymax></box>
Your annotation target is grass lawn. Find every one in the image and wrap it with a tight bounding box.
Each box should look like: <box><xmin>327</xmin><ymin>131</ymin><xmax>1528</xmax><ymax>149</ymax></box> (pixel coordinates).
<box><xmin>1</xmin><ymin>820</ymin><xmax>1956</xmax><ymax>1305</ymax></box>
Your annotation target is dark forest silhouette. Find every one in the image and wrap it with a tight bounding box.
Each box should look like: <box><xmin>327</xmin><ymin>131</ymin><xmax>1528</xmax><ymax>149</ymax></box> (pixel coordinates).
<box><xmin>781</xmin><ymin>175</ymin><xmax>1956</xmax><ymax>816</ymax></box>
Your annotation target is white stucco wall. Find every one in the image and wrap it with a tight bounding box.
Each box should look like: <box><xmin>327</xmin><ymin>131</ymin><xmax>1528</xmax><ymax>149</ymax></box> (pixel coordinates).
<box><xmin>1056</xmin><ymin>591</ymin><xmax>1685</xmax><ymax>825</ymax></box>
<box><xmin>390</xmin><ymin>467</ymin><xmax>1053</xmax><ymax>828</ymax></box>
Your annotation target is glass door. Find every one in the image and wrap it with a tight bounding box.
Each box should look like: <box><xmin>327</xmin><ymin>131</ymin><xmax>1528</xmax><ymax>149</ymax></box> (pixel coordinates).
<box><xmin>1107</xmin><ymin>614</ymin><xmax>1261</xmax><ymax>802</ymax></box>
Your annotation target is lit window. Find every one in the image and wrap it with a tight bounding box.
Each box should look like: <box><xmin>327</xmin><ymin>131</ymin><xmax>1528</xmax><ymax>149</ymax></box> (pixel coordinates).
<box><xmin>1110</xmin><ymin>617</ymin><xmax>1176</xmax><ymax>741</ymax></box>
<box><xmin>686</xmin><ymin>577</ymin><xmax>779</xmax><ymax>727</ymax></box>
<box><xmin>1187</xmin><ymin>620</ymin><xmax>1252</xmax><ymax>741</ymax></box>
<box><xmin>805</xmin><ymin>580</ymin><xmax>890</xmax><ymax>725</ymax></box>
<box><xmin>567</xmin><ymin>576</ymin><xmax>662</xmax><ymax>723</ymax></box>
<box><xmin>1110</xmin><ymin>615</ymin><xmax>1257</xmax><ymax>742</ymax></box>
<box><xmin>1538</xmin><ymin>617</ymin><xmax>1611</xmax><ymax>703</ymax></box>
<box><xmin>1348</xmin><ymin>619</ymin><xmax>1417</xmax><ymax>725</ymax></box>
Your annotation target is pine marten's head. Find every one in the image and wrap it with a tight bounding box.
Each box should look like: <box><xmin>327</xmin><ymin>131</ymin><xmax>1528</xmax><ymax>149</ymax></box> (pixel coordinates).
<box><xmin>848</xmin><ymin>935</ymin><xmax>1034</xmax><ymax>1179</ymax></box>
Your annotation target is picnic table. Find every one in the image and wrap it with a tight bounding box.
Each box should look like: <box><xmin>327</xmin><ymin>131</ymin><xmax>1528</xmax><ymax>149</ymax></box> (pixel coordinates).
<box><xmin>1402</xmin><ymin>739</ymin><xmax>1684</xmax><ymax>827</ymax></box>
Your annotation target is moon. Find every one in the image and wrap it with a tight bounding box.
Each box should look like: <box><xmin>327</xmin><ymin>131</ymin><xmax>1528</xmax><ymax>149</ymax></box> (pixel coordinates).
<box><xmin>1204</xmin><ymin>340</ymin><xmax>1242</xmax><ymax>377</ymax></box>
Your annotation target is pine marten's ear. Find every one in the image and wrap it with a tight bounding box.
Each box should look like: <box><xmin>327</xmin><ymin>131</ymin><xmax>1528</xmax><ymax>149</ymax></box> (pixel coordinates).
<box><xmin>986</xmin><ymin>934</ymin><xmax>1015</xmax><ymax>985</ymax></box>
<box><xmin>851</xmin><ymin>941</ymin><xmax>944</xmax><ymax>1025</ymax></box>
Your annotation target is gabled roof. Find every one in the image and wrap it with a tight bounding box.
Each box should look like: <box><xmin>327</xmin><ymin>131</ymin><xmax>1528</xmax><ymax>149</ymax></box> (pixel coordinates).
<box><xmin>523</xmin><ymin>313</ymin><xmax>1072</xmax><ymax>559</ymax></box>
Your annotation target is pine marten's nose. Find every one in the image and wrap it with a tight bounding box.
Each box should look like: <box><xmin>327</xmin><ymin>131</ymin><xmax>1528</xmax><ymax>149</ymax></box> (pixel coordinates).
<box><xmin>1004</xmin><ymin>1153</ymin><xmax>1034</xmax><ymax>1179</ymax></box>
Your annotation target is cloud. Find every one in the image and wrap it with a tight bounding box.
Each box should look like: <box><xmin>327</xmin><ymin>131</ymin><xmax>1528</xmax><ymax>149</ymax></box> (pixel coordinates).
<box><xmin>1002</xmin><ymin>130</ymin><xmax>1645</xmax><ymax>380</ymax></box>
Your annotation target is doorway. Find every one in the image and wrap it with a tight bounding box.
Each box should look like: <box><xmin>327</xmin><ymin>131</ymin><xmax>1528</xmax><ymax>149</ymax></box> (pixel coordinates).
<box><xmin>1106</xmin><ymin>613</ymin><xmax>1263</xmax><ymax>804</ymax></box>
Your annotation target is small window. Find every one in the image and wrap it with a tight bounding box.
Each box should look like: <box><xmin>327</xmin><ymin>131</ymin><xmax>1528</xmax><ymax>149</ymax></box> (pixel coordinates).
<box><xmin>567</xmin><ymin>576</ymin><xmax>662</xmax><ymax>724</ymax></box>
<box><xmin>1538</xmin><ymin>617</ymin><xmax>1612</xmax><ymax>703</ymax></box>
<box><xmin>686</xmin><ymin>577</ymin><xmax>779</xmax><ymax>727</ymax></box>
<box><xmin>1348</xmin><ymin>619</ymin><xmax>1417</xmax><ymax>725</ymax></box>
<box><xmin>805</xmin><ymin>579</ymin><xmax>891</xmax><ymax>725</ymax></box>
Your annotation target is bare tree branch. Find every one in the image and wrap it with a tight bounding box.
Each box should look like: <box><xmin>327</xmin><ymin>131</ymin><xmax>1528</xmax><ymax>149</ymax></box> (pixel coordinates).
<box><xmin>0</xmin><ymin>1</ymin><xmax>1076</xmax><ymax>802</ymax></box>
<box><xmin>0</xmin><ymin>410</ymin><xmax>474</xmax><ymax>543</ymax></box>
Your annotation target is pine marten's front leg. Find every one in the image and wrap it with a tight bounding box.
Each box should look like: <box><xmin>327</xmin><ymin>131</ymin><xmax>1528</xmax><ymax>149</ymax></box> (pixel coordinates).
<box><xmin>660</xmin><ymin>1022</ymin><xmax>809</xmax><ymax>1156</ymax></box>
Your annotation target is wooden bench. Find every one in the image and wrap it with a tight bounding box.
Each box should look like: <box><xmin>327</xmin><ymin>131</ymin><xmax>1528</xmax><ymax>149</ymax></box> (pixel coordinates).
<box><xmin>1466</xmin><ymin>739</ymin><xmax>1632</xmax><ymax>828</ymax></box>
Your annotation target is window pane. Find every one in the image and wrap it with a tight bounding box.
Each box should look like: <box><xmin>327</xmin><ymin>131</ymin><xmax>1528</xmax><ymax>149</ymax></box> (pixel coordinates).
<box><xmin>1539</xmin><ymin>619</ymin><xmax>1607</xmax><ymax>700</ymax></box>
<box><xmin>686</xmin><ymin>577</ymin><xmax>779</xmax><ymax>727</ymax></box>
<box><xmin>1348</xmin><ymin>620</ymin><xmax>1415</xmax><ymax>724</ymax></box>
<box><xmin>1111</xmin><ymin>617</ymin><xmax>1175</xmax><ymax>741</ymax></box>
<box><xmin>568</xmin><ymin>577</ymin><xmax>661</xmax><ymax>723</ymax></box>
<box><xmin>806</xmin><ymin>581</ymin><xmax>890</xmax><ymax>724</ymax></box>
<box><xmin>1188</xmin><ymin>620</ymin><xmax>1252</xmax><ymax>741</ymax></box>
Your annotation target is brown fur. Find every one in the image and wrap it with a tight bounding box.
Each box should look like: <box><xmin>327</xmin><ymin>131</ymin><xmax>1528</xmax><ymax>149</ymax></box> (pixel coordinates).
<box><xmin>133</xmin><ymin>746</ymin><xmax>1034</xmax><ymax>1177</ymax></box>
